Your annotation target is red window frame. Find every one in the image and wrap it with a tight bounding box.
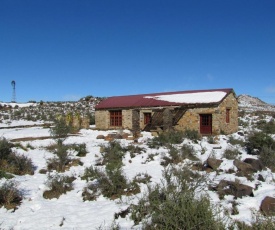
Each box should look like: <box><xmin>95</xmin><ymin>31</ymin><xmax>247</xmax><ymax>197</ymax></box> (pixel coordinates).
<box><xmin>144</xmin><ymin>113</ymin><xmax>151</xmax><ymax>125</ymax></box>
<box><xmin>226</xmin><ymin>109</ymin><xmax>230</xmax><ymax>123</ymax></box>
<box><xmin>110</xmin><ymin>110</ymin><xmax>122</xmax><ymax>127</ymax></box>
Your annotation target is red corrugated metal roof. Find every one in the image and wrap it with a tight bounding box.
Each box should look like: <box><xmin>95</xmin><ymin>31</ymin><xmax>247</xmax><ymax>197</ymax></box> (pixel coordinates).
<box><xmin>95</xmin><ymin>88</ymin><xmax>234</xmax><ymax>109</ymax></box>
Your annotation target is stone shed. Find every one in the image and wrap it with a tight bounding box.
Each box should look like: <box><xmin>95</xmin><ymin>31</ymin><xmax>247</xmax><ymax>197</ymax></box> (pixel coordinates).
<box><xmin>95</xmin><ymin>88</ymin><xmax>238</xmax><ymax>135</ymax></box>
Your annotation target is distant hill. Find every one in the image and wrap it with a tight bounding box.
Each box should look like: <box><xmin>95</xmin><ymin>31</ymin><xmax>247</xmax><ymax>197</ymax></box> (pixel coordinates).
<box><xmin>238</xmin><ymin>94</ymin><xmax>275</xmax><ymax>112</ymax></box>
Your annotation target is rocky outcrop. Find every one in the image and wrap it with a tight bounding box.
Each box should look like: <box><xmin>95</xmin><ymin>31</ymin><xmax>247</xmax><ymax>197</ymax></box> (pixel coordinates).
<box><xmin>260</xmin><ymin>196</ymin><xmax>275</xmax><ymax>215</ymax></box>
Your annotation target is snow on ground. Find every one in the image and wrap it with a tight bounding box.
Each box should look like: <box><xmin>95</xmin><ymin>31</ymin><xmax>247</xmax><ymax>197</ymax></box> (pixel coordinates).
<box><xmin>0</xmin><ymin>119</ymin><xmax>275</xmax><ymax>229</ymax></box>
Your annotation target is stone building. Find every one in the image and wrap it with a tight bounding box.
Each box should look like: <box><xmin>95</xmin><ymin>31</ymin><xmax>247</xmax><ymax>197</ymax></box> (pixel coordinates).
<box><xmin>95</xmin><ymin>88</ymin><xmax>238</xmax><ymax>135</ymax></box>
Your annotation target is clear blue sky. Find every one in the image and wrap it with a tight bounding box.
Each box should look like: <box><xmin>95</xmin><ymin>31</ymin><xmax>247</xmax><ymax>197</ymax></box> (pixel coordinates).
<box><xmin>1</xmin><ymin>0</ymin><xmax>275</xmax><ymax>104</ymax></box>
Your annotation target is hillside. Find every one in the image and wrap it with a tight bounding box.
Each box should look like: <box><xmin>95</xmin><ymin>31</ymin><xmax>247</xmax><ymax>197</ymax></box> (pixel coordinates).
<box><xmin>238</xmin><ymin>94</ymin><xmax>275</xmax><ymax>112</ymax></box>
<box><xmin>0</xmin><ymin>95</ymin><xmax>275</xmax><ymax>229</ymax></box>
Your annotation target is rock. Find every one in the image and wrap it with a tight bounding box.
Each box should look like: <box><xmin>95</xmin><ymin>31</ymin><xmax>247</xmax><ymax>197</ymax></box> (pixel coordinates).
<box><xmin>237</xmin><ymin>131</ymin><xmax>244</xmax><ymax>136</ymax></box>
<box><xmin>258</xmin><ymin>174</ymin><xmax>265</xmax><ymax>182</ymax></box>
<box><xmin>96</xmin><ymin>135</ymin><xmax>105</xmax><ymax>139</ymax></box>
<box><xmin>206</xmin><ymin>158</ymin><xmax>223</xmax><ymax>170</ymax></box>
<box><xmin>243</xmin><ymin>158</ymin><xmax>264</xmax><ymax>171</ymax></box>
<box><xmin>233</xmin><ymin>159</ymin><xmax>256</xmax><ymax>173</ymax></box>
<box><xmin>215</xmin><ymin>180</ymin><xmax>254</xmax><ymax>199</ymax></box>
<box><xmin>260</xmin><ymin>196</ymin><xmax>275</xmax><ymax>215</ymax></box>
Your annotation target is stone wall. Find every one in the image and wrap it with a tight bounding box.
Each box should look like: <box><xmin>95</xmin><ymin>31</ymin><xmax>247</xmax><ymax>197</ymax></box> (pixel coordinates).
<box><xmin>95</xmin><ymin>110</ymin><xmax>109</xmax><ymax>129</ymax></box>
<box><xmin>175</xmin><ymin>92</ymin><xmax>238</xmax><ymax>135</ymax></box>
<box><xmin>217</xmin><ymin>92</ymin><xmax>238</xmax><ymax>134</ymax></box>
<box><xmin>122</xmin><ymin>110</ymin><xmax>132</xmax><ymax>129</ymax></box>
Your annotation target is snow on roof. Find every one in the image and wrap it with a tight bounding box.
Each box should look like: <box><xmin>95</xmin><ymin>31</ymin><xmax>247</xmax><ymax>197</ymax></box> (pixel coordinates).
<box><xmin>95</xmin><ymin>88</ymin><xmax>233</xmax><ymax>109</ymax></box>
<box><xmin>144</xmin><ymin>91</ymin><xmax>227</xmax><ymax>104</ymax></box>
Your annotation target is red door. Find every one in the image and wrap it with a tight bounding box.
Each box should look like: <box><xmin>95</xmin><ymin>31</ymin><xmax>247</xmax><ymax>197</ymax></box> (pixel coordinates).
<box><xmin>200</xmin><ymin>114</ymin><xmax>212</xmax><ymax>134</ymax></box>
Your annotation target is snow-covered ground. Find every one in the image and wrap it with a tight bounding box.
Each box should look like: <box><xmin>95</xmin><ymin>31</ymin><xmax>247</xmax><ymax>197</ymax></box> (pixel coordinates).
<box><xmin>0</xmin><ymin>116</ymin><xmax>275</xmax><ymax>229</ymax></box>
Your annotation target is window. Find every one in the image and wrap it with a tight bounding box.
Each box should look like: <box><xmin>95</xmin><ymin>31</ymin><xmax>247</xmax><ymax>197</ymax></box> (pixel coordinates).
<box><xmin>144</xmin><ymin>113</ymin><xmax>151</xmax><ymax>125</ymax></box>
<box><xmin>110</xmin><ymin>110</ymin><xmax>122</xmax><ymax>126</ymax></box>
<box><xmin>226</xmin><ymin>109</ymin><xmax>230</xmax><ymax>123</ymax></box>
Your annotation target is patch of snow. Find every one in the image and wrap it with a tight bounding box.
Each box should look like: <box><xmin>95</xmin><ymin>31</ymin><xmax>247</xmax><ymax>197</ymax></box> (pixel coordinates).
<box><xmin>144</xmin><ymin>91</ymin><xmax>227</xmax><ymax>104</ymax></box>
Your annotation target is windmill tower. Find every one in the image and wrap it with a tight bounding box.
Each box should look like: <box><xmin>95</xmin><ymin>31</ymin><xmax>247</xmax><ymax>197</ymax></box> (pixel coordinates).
<box><xmin>11</xmin><ymin>80</ymin><xmax>16</xmax><ymax>102</ymax></box>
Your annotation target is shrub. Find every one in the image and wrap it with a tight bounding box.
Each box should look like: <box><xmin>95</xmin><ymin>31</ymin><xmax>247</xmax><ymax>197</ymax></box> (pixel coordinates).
<box><xmin>223</xmin><ymin>148</ymin><xmax>240</xmax><ymax>160</ymax></box>
<box><xmin>228</xmin><ymin>136</ymin><xmax>245</xmax><ymax>147</ymax></box>
<box><xmin>148</xmin><ymin>130</ymin><xmax>185</xmax><ymax>148</ymax></box>
<box><xmin>50</xmin><ymin>118</ymin><xmax>72</xmax><ymax>144</ymax></box>
<box><xmin>43</xmin><ymin>173</ymin><xmax>75</xmax><ymax>199</ymax></box>
<box><xmin>0</xmin><ymin>180</ymin><xmax>22</xmax><ymax>210</ymax></box>
<box><xmin>162</xmin><ymin>144</ymin><xmax>198</xmax><ymax>166</ymax></box>
<box><xmin>130</xmin><ymin>167</ymin><xmax>224</xmax><ymax>229</ymax></box>
<box><xmin>258</xmin><ymin>146</ymin><xmax>275</xmax><ymax>171</ymax></box>
<box><xmin>0</xmin><ymin>137</ymin><xmax>13</xmax><ymax>160</ymax></box>
<box><xmin>0</xmin><ymin>170</ymin><xmax>14</xmax><ymax>179</ymax></box>
<box><xmin>246</xmin><ymin>132</ymin><xmax>275</xmax><ymax>155</ymax></box>
<box><xmin>9</xmin><ymin>152</ymin><xmax>34</xmax><ymax>175</ymax></box>
<box><xmin>82</xmin><ymin>166</ymin><xmax>139</xmax><ymax>200</ymax></box>
<box><xmin>47</xmin><ymin>143</ymin><xmax>71</xmax><ymax>172</ymax></box>
<box><xmin>101</xmin><ymin>141</ymin><xmax>126</xmax><ymax>171</ymax></box>
<box><xmin>256</xmin><ymin>119</ymin><xmax>275</xmax><ymax>134</ymax></box>
<box><xmin>183</xmin><ymin>129</ymin><xmax>200</xmax><ymax>142</ymax></box>
<box><xmin>127</xmin><ymin>145</ymin><xmax>144</xmax><ymax>158</ymax></box>
<box><xmin>75</xmin><ymin>143</ymin><xmax>88</xmax><ymax>157</ymax></box>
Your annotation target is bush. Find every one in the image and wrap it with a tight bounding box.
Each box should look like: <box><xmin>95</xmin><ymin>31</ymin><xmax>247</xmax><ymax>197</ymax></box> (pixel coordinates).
<box><xmin>0</xmin><ymin>170</ymin><xmax>14</xmax><ymax>179</ymax></box>
<box><xmin>148</xmin><ymin>130</ymin><xmax>185</xmax><ymax>148</ymax></box>
<box><xmin>258</xmin><ymin>146</ymin><xmax>275</xmax><ymax>171</ymax></box>
<box><xmin>50</xmin><ymin>118</ymin><xmax>72</xmax><ymax>144</ymax></box>
<box><xmin>0</xmin><ymin>180</ymin><xmax>22</xmax><ymax>210</ymax></box>
<box><xmin>246</xmin><ymin>132</ymin><xmax>275</xmax><ymax>155</ymax></box>
<box><xmin>228</xmin><ymin>136</ymin><xmax>245</xmax><ymax>147</ymax></box>
<box><xmin>183</xmin><ymin>129</ymin><xmax>201</xmax><ymax>142</ymax></box>
<box><xmin>130</xmin><ymin>167</ymin><xmax>224</xmax><ymax>229</ymax></box>
<box><xmin>43</xmin><ymin>173</ymin><xmax>75</xmax><ymax>199</ymax></box>
<box><xmin>101</xmin><ymin>141</ymin><xmax>126</xmax><ymax>171</ymax></box>
<box><xmin>0</xmin><ymin>137</ymin><xmax>13</xmax><ymax>160</ymax></box>
<box><xmin>75</xmin><ymin>143</ymin><xmax>88</xmax><ymax>157</ymax></box>
<box><xmin>256</xmin><ymin>119</ymin><xmax>275</xmax><ymax>134</ymax></box>
<box><xmin>162</xmin><ymin>144</ymin><xmax>198</xmax><ymax>166</ymax></box>
<box><xmin>223</xmin><ymin>148</ymin><xmax>240</xmax><ymax>160</ymax></box>
<box><xmin>47</xmin><ymin>143</ymin><xmax>71</xmax><ymax>172</ymax></box>
<box><xmin>82</xmin><ymin>166</ymin><xmax>139</xmax><ymax>200</ymax></box>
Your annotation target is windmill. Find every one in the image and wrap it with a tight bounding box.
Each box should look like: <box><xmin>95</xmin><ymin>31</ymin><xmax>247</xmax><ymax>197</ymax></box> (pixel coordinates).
<box><xmin>11</xmin><ymin>80</ymin><xmax>16</xmax><ymax>102</ymax></box>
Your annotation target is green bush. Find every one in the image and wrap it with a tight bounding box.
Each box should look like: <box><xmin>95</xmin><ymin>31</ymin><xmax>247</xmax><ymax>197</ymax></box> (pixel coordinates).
<box><xmin>246</xmin><ymin>132</ymin><xmax>275</xmax><ymax>155</ymax></box>
<box><xmin>47</xmin><ymin>143</ymin><xmax>71</xmax><ymax>172</ymax></box>
<box><xmin>228</xmin><ymin>136</ymin><xmax>245</xmax><ymax>147</ymax></box>
<box><xmin>162</xmin><ymin>144</ymin><xmax>198</xmax><ymax>166</ymax></box>
<box><xmin>130</xmin><ymin>167</ymin><xmax>224</xmax><ymax>229</ymax></box>
<box><xmin>82</xmin><ymin>166</ymin><xmax>139</xmax><ymax>200</ymax></box>
<box><xmin>183</xmin><ymin>129</ymin><xmax>201</xmax><ymax>142</ymax></box>
<box><xmin>43</xmin><ymin>173</ymin><xmax>75</xmax><ymax>199</ymax></box>
<box><xmin>0</xmin><ymin>137</ymin><xmax>13</xmax><ymax>160</ymax></box>
<box><xmin>148</xmin><ymin>130</ymin><xmax>185</xmax><ymax>148</ymax></box>
<box><xmin>101</xmin><ymin>141</ymin><xmax>126</xmax><ymax>171</ymax></box>
<box><xmin>8</xmin><ymin>153</ymin><xmax>34</xmax><ymax>175</ymax></box>
<box><xmin>223</xmin><ymin>148</ymin><xmax>240</xmax><ymax>160</ymax></box>
<box><xmin>0</xmin><ymin>137</ymin><xmax>34</xmax><ymax>175</ymax></box>
<box><xmin>50</xmin><ymin>118</ymin><xmax>72</xmax><ymax>144</ymax></box>
<box><xmin>0</xmin><ymin>180</ymin><xmax>22</xmax><ymax>210</ymax></box>
<box><xmin>256</xmin><ymin>119</ymin><xmax>275</xmax><ymax>134</ymax></box>
<box><xmin>0</xmin><ymin>170</ymin><xmax>14</xmax><ymax>179</ymax></box>
<box><xmin>258</xmin><ymin>146</ymin><xmax>275</xmax><ymax>171</ymax></box>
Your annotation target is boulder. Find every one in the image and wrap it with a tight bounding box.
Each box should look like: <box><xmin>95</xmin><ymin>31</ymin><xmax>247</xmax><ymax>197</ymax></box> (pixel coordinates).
<box><xmin>260</xmin><ymin>196</ymin><xmax>275</xmax><ymax>215</ymax></box>
<box><xmin>206</xmin><ymin>158</ymin><xmax>223</xmax><ymax>170</ymax></box>
<box><xmin>243</xmin><ymin>158</ymin><xmax>264</xmax><ymax>171</ymax></box>
<box><xmin>233</xmin><ymin>159</ymin><xmax>256</xmax><ymax>173</ymax></box>
<box><xmin>214</xmin><ymin>180</ymin><xmax>254</xmax><ymax>199</ymax></box>
<box><xmin>96</xmin><ymin>135</ymin><xmax>105</xmax><ymax>139</ymax></box>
